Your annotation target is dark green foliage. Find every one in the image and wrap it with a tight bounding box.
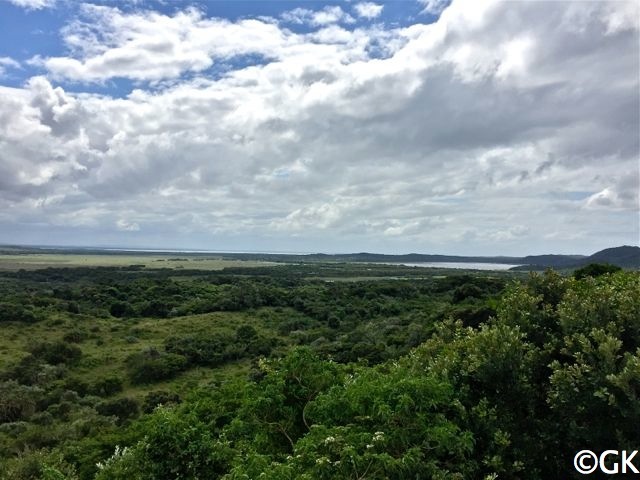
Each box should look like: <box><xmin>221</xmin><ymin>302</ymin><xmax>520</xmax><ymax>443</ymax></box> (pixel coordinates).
<box><xmin>326</xmin><ymin>313</ymin><xmax>340</xmax><ymax>329</ymax></box>
<box><xmin>452</xmin><ymin>282</ymin><xmax>484</xmax><ymax>302</ymax></box>
<box><xmin>2</xmin><ymin>450</ymin><xmax>79</xmax><ymax>480</ymax></box>
<box><xmin>0</xmin><ymin>302</ymin><xmax>38</xmax><ymax>323</ymax></box>
<box><xmin>0</xmin><ymin>381</ymin><xmax>42</xmax><ymax>423</ymax></box>
<box><xmin>125</xmin><ymin>349</ymin><xmax>187</xmax><ymax>384</ymax></box>
<box><xmin>236</xmin><ymin>324</ymin><xmax>257</xmax><ymax>342</ymax></box>
<box><xmin>63</xmin><ymin>377</ymin><xmax>90</xmax><ymax>396</ymax></box>
<box><xmin>109</xmin><ymin>302</ymin><xmax>130</xmax><ymax>318</ymax></box>
<box><xmin>142</xmin><ymin>391</ymin><xmax>181</xmax><ymax>413</ymax></box>
<box><xmin>164</xmin><ymin>330</ymin><xmax>275</xmax><ymax>367</ymax></box>
<box><xmin>138</xmin><ymin>300</ymin><xmax>169</xmax><ymax>318</ymax></box>
<box><xmin>449</xmin><ymin>304</ymin><xmax>495</xmax><ymax>328</ymax></box>
<box><xmin>574</xmin><ymin>262</ymin><xmax>622</xmax><ymax>279</ymax></box>
<box><xmin>30</xmin><ymin>342</ymin><xmax>82</xmax><ymax>366</ymax></box>
<box><xmin>94</xmin><ymin>409</ymin><xmax>232</xmax><ymax>480</ymax></box>
<box><xmin>276</xmin><ymin>316</ymin><xmax>314</xmax><ymax>335</ymax></box>
<box><xmin>96</xmin><ymin>398</ymin><xmax>139</xmax><ymax>422</ymax></box>
<box><xmin>67</xmin><ymin>302</ymin><xmax>80</xmax><ymax>314</ymax></box>
<box><xmin>164</xmin><ymin>333</ymin><xmax>239</xmax><ymax>366</ymax></box>
<box><xmin>233</xmin><ymin>348</ymin><xmax>344</xmax><ymax>454</ymax></box>
<box><xmin>2</xmin><ymin>354</ymin><xmax>66</xmax><ymax>386</ymax></box>
<box><xmin>90</xmin><ymin>377</ymin><xmax>124</xmax><ymax>397</ymax></box>
<box><xmin>296</xmin><ymin>366</ymin><xmax>474</xmax><ymax>479</ymax></box>
<box><xmin>244</xmin><ymin>334</ymin><xmax>276</xmax><ymax>356</ymax></box>
<box><xmin>63</xmin><ymin>329</ymin><xmax>88</xmax><ymax>343</ymax></box>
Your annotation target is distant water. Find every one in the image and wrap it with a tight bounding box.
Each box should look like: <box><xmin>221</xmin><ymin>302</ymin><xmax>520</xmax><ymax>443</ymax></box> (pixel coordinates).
<box><xmin>388</xmin><ymin>262</ymin><xmax>521</xmax><ymax>271</ymax></box>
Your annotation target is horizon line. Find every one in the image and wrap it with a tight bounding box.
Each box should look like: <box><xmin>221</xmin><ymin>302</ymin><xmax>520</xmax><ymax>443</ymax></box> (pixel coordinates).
<box><xmin>2</xmin><ymin>242</ymin><xmax>636</xmax><ymax>259</ymax></box>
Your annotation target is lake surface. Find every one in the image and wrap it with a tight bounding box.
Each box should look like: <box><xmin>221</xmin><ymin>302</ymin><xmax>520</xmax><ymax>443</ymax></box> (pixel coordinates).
<box><xmin>387</xmin><ymin>262</ymin><xmax>521</xmax><ymax>271</ymax></box>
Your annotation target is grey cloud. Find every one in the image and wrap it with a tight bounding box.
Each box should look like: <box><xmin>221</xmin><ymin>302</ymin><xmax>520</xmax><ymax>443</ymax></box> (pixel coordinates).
<box><xmin>535</xmin><ymin>156</ymin><xmax>555</xmax><ymax>175</ymax></box>
<box><xmin>27</xmin><ymin>76</ymin><xmax>85</xmax><ymax>138</ymax></box>
<box><xmin>0</xmin><ymin>0</ymin><xmax>637</xmax><ymax>254</ymax></box>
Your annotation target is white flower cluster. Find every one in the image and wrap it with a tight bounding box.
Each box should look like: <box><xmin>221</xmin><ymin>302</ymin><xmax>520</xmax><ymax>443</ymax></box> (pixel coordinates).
<box><xmin>95</xmin><ymin>445</ymin><xmax>130</xmax><ymax>470</ymax></box>
<box><xmin>366</xmin><ymin>431</ymin><xmax>385</xmax><ymax>449</ymax></box>
<box><xmin>257</xmin><ymin>357</ymin><xmax>272</xmax><ymax>373</ymax></box>
<box><xmin>323</xmin><ymin>435</ymin><xmax>336</xmax><ymax>445</ymax></box>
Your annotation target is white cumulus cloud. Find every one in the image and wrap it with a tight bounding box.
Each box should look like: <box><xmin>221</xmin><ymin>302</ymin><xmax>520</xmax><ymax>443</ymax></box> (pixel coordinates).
<box><xmin>8</xmin><ymin>0</ymin><xmax>55</xmax><ymax>10</ymax></box>
<box><xmin>281</xmin><ymin>5</ymin><xmax>354</xmax><ymax>26</ymax></box>
<box><xmin>354</xmin><ymin>2</ymin><xmax>384</xmax><ymax>19</ymax></box>
<box><xmin>419</xmin><ymin>0</ymin><xmax>450</xmax><ymax>15</ymax></box>
<box><xmin>0</xmin><ymin>57</ymin><xmax>20</xmax><ymax>77</ymax></box>
<box><xmin>117</xmin><ymin>219</ymin><xmax>140</xmax><ymax>231</ymax></box>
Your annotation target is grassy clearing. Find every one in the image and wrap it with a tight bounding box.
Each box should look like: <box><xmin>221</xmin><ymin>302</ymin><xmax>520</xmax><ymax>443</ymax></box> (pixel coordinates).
<box><xmin>0</xmin><ymin>307</ymin><xmax>292</xmax><ymax>403</ymax></box>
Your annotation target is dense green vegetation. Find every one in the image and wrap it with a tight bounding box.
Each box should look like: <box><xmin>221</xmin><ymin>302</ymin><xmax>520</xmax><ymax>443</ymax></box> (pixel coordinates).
<box><xmin>0</xmin><ymin>261</ymin><xmax>637</xmax><ymax>479</ymax></box>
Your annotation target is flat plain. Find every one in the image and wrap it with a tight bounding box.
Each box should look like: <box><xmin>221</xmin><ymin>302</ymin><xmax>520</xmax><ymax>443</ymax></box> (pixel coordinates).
<box><xmin>0</xmin><ymin>253</ymin><xmax>276</xmax><ymax>271</ymax></box>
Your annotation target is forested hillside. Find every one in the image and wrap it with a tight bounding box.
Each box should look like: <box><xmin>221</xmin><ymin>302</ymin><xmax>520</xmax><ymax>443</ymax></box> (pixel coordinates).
<box><xmin>0</xmin><ymin>264</ymin><xmax>638</xmax><ymax>479</ymax></box>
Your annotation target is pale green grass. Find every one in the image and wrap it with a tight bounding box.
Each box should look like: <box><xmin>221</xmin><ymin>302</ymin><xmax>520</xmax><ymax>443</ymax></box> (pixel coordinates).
<box><xmin>0</xmin><ymin>253</ymin><xmax>277</xmax><ymax>271</ymax></box>
<box><xmin>0</xmin><ymin>308</ymin><xmax>289</xmax><ymax>400</ymax></box>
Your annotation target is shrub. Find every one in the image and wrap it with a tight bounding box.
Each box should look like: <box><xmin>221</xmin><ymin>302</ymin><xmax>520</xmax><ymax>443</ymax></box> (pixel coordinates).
<box><xmin>64</xmin><ymin>377</ymin><xmax>89</xmax><ymax>396</ymax></box>
<box><xmin>96</xmin><ymin>397</ymin><xmax>139</xmax><ymax>422</ymax></box>
<box><xmin>63</xmin><ymin>329</ymin><xmax>88</xmax><ymax>343</ymax></box>
<box><xmin>0</xmin><ymin>303</ymin><xmax>38</xmax><ymax>323</ymax></box>
<box><xmin>452</xmin><ymin>283</ymin><xmax>485</xmax><ymax>303</ymax></box>
<box><xmin>142</xmin><ymin>390</ymin><xmax>181</xmax><ymax>413</ymax></box>
<box><xmin>125</xmin><ymin>348</ymin><xmax>187</xmax><ymax>384</ymax></box>
<box><xmin>4</xmin><ymin>355</ymin><xmax>66</xmax><ymax>386</ymax></box>
<box><xmin>246</xmin><ymin>335</ymin><xmax>276</xmax><ymax>356</ymax></box>
<box><xmin>236</xmin><ymin>324</ymin><xmax>258</xmax><ymax>342</ymax></box>
<box><xmin>94</xmin><ymin>408</ymin><xmax>233</xmax><ymax>480</ymax></box>
<box><xmin>164</xmin><ymin>333</ymin><xmax>237</xmax><ymax>366</ymax></box>
<box><xmin>138</xmin><ymin>300</ymin><xmax>169</xmax><ymax>318</ymax></box>
<box><xmin>0</xmin><ymin>381</ymin><xmax>42</xmax><ymax>423</ymax></box>
<box><xmin>450</xmin><ymin>304</ymin><xmax>495</xmax><ymax>328</ymax></box>
<box><xmin>109</xmin><ymin>302</ymin><xmax>131</xmax><ymax>318</ymax></box>
<box><xmin>327</xmin><ymin>314</ymin><xmax>341</xmax><ymax>329</ymax></box>
<box><xmin>67</xmin><ymin>301</ymin><xmax>80</xmax><ymax>314</ymax></box>
<box><xmin>277</xmin><ymin>317</ymin><xmax>313</xmax><ymax>335</ymax></box>
<box><xmin>30</xmin><ymin>411</ymin><xmax>54</xmax><ymax>426</ymax></box>
<box><xmin>2</xmin><ymin>449</ymin><xmax>79</xmax><ymax>480</ymax></box>
<box><xmin>574</xmin><ymin>262</ymin><xmax>622</xmax><ymax>279</ymax></box>
<box><xmin>91</xmin><ymin>376</ymin><xmax>124</xmax><ymax>397</ymax></box>
<box><xmin>30</xmin><ymin>341</ymin><xmax>82</xmax><ymax>366</ymax></box>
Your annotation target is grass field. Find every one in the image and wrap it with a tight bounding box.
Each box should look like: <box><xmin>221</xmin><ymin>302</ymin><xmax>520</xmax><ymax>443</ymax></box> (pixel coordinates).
<box><xmin>0</xmin><ymin>306</ymin><xmax>293</xmax><ymax>400</ymax></box>
<box><xmin>0</xmin><ymin>253</ymin><xmax>277</xmax><ymax>271</ymax></box>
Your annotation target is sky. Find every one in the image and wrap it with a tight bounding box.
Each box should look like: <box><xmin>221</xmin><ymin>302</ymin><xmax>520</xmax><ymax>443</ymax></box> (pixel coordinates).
<box><xmin>0</xmin><ymin>0</ymin><xmax>638</xmax><ymax>256</ymax></box>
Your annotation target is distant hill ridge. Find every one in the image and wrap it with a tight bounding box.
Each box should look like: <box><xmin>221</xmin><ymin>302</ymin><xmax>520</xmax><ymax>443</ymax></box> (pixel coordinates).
<box><xmin>218</xmin><ymin>246</ymin><xmax>637</xmax><ymax>269</ymax></box>
<box><xmin>519</xmin><ymin>245</ymin><xmax>639</xmax><ymax>269</ymax></box>
<box><xmin>301</xmin><ymin>246</ymin><xmax>639</xmax><ymax>269</ymax></box>
<box><xmin>584</xmin><ymin>246</ymin><xmax>640</xmax><ymax>267</ymax></box>
<box><xmin>248</xmin><ymin>246</ymin><xmax>634</xmax><ymax>267</ymax></box>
